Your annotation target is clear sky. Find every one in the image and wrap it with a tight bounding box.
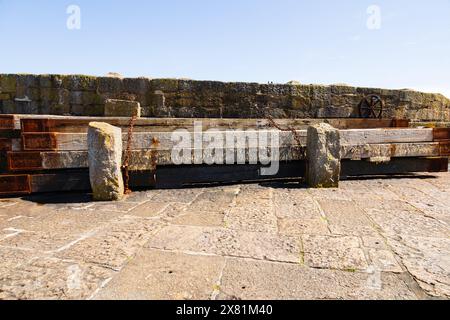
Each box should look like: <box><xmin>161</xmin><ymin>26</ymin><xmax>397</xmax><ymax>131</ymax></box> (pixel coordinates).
<box><xmin>0</xmin><ymin>0</ymin><xmax>449</xmax><ymax>97</ymax></box>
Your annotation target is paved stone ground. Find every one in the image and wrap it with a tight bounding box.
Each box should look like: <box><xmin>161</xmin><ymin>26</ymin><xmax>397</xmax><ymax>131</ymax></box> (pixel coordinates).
<box><xmin>0</xmin><ymin>173</ymin><xmax>449</xmax><ymax>300</ymax></box>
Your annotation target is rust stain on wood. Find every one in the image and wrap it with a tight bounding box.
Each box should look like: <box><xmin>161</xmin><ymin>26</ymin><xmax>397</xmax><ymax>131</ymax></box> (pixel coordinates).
<box><xmin>433</xmin><ymin>128</ymin><xmax>450</xmax><ymax>141</ymax></box>
<box><xmin>0</xmin><ymin>139</ymin><xmax>12</xmax><ymax>151</ymax></box>
<box><xmin>392</xmin><ymin>119</ymin><xmax>410</xmax><ymax>128</ymax></box>
<box><xmin>0</xmin><ymin>174</ymin><xmax>31</xmax><ymax>195</ymax></box>
<box><xmin>7</xmin><ymin>152</ymin><xmax>44</xmax><ymax>171</ymax></box>
<box><xmin>427</xmin><ymin>157</ymin><xmax>449</xmax><ymax>172</ymax></box>
<box><xmin>439</xmin><ymin>140</ymin><xmax>450</xmax><ymax>156</ymax></box>
<box><xmin>21</xmin><ymin>119</ymin><xmax>52</xmax><ymax>133</ymax></box>
<box><xmin>0</xmin><ymin>115</ymin><xmax>15</xmax><ymax>130</ymax></box>
<box><xmin>22</xmin><ymin>133</ymin><xmax>58</xmax><ymax>151</ymax></box>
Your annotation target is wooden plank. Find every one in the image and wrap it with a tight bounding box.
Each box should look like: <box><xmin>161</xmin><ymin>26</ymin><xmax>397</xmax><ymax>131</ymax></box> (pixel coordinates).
<box><xmin>7</xmin><ymin>142</ymin><xmax>447</xmax><ymax>171</ymax></box>
<box><xmin>30</xmin><ymin>171</ymin><xmax>91</xmax><ymax>193</ymax></box>
<box><xmin>433</xmin><ymin>128</ymin><xmax>450</xmax><ymax>141</ymax></box>
<box><xmin>0</xmin><ymin>170</ymin><xmax>158</xmax><ymax>196</ymax></box>
<box><xmin>21</xmin><ymin>131</ymin><xmax>306</xmax><ymax>151</ymax></box>
<box><xmin>0</xmin><ymin>139</ymin><xmax>21</xmax><ymax>151</ymax></box>
<box><xmin>341</xmin><ymin>158</ymin><xmax>448</xmax><ymax>178</ymax></box>
<box><xmin>21</xmin><ymin>128</ymin><xmax>434</xmax><ymax>152</ymax></box>
<box><xmin>340</xmin><ymin>142</ymin><xmax>444</xmax><ymax>160</ymax></box>
<box><xmin>0</xmin><ymin>139</ymin><xmax>13</xmax><ymax>151</ymax></box>
<box><xmin>0</xmin><ymin>115</ymin><xmax>18</xmax><ymax>130</ymax></box>
<box><xmin>20</xmin><ymin>117</ymin><xmax>410</xmax><ymax>133</ymax></box>
<box><xmin>340</xmin><ymin>128</ymin><xmax>434</xmax><ymax>144</ymax></box>
<box><xmin>155</xmin><ymin>162</ymin><xmax>306</xmax><ymax>188</ymax></box>
<box><xmin>440</xmin><ymin>140</ymin><xmax>450</xmax><ymax>157</ymax></box>
<box><xmin>6</xmin><ymin>147</ymin><xmax>304</xmax><ymax>171</ymax></box>
<box><xmin>0</xmin><ymin>174</ymin><xmax>31</xmax><ymax>195</ymax></box>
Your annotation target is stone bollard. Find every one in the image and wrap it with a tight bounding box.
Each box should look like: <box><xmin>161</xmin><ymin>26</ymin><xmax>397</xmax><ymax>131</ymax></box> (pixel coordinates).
<box><xmin>306</xmin><ymin>123</ymin><xmax>341</xmax><ymax>188</ymax></box>
<box><xmin>104</xmin><ymin>99</ymin><xmax>141</xmax><ymax>117</ymax></box>
<box><xmin>88</xmin><ymin>122</ymin><xmax>124</xmax><ymax>201</ymax></box>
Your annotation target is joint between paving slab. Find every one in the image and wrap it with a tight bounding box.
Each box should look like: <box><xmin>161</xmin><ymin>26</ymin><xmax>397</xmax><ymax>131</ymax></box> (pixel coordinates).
<box><xmin>210</xmin><ymin>258</ymin><xmax>228</xmax><ymax>300</ymax></box>
<box><xmin>351</xmin><ymin>199</ymin><xmax>436</xmax><ymax>299</ymax></box>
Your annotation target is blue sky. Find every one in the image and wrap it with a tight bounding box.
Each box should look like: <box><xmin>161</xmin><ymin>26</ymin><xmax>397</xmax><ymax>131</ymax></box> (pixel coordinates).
<box><xmin>0</xmin><ymin>0</ymin><xmax>449</xmax><ymax>97</ymax></box>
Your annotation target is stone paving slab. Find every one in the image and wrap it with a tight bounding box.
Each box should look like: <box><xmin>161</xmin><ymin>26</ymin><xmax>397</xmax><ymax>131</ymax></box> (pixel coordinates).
<box><xmin>0</xmin><ymin>173</ymin><xmax>449</xmax><ymax>300</ymax></box>
<box><xmin>217</xmin><ymin>258</ymin><xmax>416</xmax><ymax>300</ymax></box>
<box><xmin>386</xmin><ymin>235</ymin><xmax>450</xmax><ymax>297</ymax></box>
<box><xmin>318</xmin><ymin>200</ymin><xmax>378</xmax><ymax>236</ymax></box>
<box><xmin>56</xmin><ymin>216</ymin><xmax>165</xmax><ymax>271</ymax></box>
<box><xmin>302</xmin><ymin>235</ymin><xmax>369</xmax><ymax>271</ymax></box>
<box><xmin>94</xmin><ymin>249</ymin><xmax>225</xmax><ymax>300</ymax></box>
<box><xmin>147</xmin><ymin>225</ymin><xmax>302</xmax><ymax>264</ymax></box>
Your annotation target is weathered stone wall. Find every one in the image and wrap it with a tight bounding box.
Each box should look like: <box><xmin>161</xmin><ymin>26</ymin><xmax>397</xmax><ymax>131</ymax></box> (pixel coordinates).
<box><xmin>1</xmin><ymin>74</ymin><xmax>449</xmax><ymax>121</ymax></box>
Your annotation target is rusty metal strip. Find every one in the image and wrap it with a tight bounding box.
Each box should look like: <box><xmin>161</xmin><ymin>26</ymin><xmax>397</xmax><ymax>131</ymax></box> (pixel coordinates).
<box><xmin>7</xmin><ymin>152</ymin><xmax>44</xmax><ymax>171</ymax></box>
<box><xmin>122</xmin><ymin>115</ymin><xmax>138</xmax><ymax>194</ymax></box>
<box><xmin>0</xmin><ymin>174</ymin><xmax>31</xmax><ymax>195</ymax></box>
<box><xmin>22</xmin><ymin>133</ymin><xmax>58</xmax><ymax>151</ymax></box>
<box><xmin>150</xmin><ymin>137</ymin><xmax>159</xmax><ymax>186</ymax></box>
<box><xmin>433</xmin><ymin>128</ymin><xmax>450</xmax><ymax>141</ymax></box>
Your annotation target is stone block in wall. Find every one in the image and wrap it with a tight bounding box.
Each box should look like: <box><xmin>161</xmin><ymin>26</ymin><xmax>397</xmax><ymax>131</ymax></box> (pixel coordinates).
<box><xmin>62</xmin><ymin>75</ymin><xmax>98</xmax><ymax>91</ymax></box>
<box><xmin>330</xmin><ymin>85</ymin><xmax>357</xmax><ymax>95</ymax></box>
<box><xmin>70</xmin><ymin>104</ymin><xmax>104</xmax><ymax>117</ymax></box>
<box><xmin>123</xmin><ymin>77</ymin><xmax>150</xmax><ymax>95</ymax></box>
<box><xmin>104</xmin><ymin>99</ymin><xmax>141</xmax><ymax>117</ymax></box>
<box><xmin>15</xmin><ymin>101</ymin><xmax>39</xmax><ymax>114</ymax></box>
<box><xmin>38</xmin><ymin>75</ymin><xmax>53</xmax><ymax>88</ymax></box>
<box><xmin>86</xmin><ymin>105</ymin><xmax>105</xmax><ymax>117</ymax></box>
<box><xmin>43</xmin><ymin>103</ymin><xmax>71</xmax><ymax>115</ymax></box>
<box><xmin>97</xmin><ymin>76</ymin><xmax>124</xmax><ymax>93</ymax></box>
<box><xmin>290</xmin><ymin>95</ymin><xmax>311</xmax><ymax>110</ymax></box>
<box><xmin>151</xmin><ymin>79</ymin><xmax>179</xmax><ymax>92</ymax></box>
<box><xmin>0</xmin><ymin>75</ymin><xmax>17</xmax><ymax>93</ymax></box>
<box><xmin>69</xmin><ymin>91</ymin><xmax>102</xmax><ymax>105</ymax></box>
<box><xmin>0</xmin><ymin>93</ymin><xmax>10</xmax><ymax>101</ymax></box>
<box><xmin>0</xmin><ymin>100</ymin><xmax>15</xmax><ymax>114</ymax></box>
<box><xmin>40</xmin><ymin>88</ymin><xmax>59</xmax><ymax>103</ymax></box>
<box><xmin>16</xmin><ymin>74</ymin><xmax>39</xmax><ymax>89</ymax></box>
<box><xmin>316</xmin><ymin>105</ymin><xmax>354</xmax><ymax>118</ymax></box>
<box><xmin>16</xmin><ymin>87</ymin><xmax>40</xmax><ymax>102</ymax></box>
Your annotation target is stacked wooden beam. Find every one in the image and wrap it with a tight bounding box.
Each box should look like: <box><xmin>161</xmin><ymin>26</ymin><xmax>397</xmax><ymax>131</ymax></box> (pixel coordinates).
<box><xmin>0</xmin><ymin>114</ymin><xmax>449</xmax><ymax>195</ymax></box>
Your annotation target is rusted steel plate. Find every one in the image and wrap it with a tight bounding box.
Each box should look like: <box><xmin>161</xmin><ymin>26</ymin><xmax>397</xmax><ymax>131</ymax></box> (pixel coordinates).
<box><xmin>0</xmin><ymin>175</ymin><xmax>31</xmax><ymax>195</ymax></box>
<box><xmin>7</xmin><ymin>152</ymin><xmax>44</xmax><ymax>171</ymax></box>
<box><xmin>22</xmin><ymin>133</ymin><xmax>58</xmax><ymax>151</ymax></box>
<box><xmin>433</xmin><ymin>128</ymin><xmax>450</xmax><ymax>141</ymax></box>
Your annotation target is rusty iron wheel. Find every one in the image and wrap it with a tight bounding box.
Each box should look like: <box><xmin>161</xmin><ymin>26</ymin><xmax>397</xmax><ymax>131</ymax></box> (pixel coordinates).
<box><xmin>358</xmin><ymin>95</ymin><xmax>384</xmax><ymax>119</ymax></box>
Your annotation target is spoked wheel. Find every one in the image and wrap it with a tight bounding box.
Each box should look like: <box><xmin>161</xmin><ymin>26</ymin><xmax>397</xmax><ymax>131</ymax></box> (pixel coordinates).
<box><xmin>358</xmin><ymin>95</ymin><xmax>384</xmax><ymax>119</ymax></box>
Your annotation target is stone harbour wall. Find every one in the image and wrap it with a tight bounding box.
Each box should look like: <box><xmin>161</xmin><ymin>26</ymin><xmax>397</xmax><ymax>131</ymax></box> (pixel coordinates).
<box><xmin>0</xmin><ymin>74</ymin><xmax>449</xmax><ymax>121</ymax></box>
